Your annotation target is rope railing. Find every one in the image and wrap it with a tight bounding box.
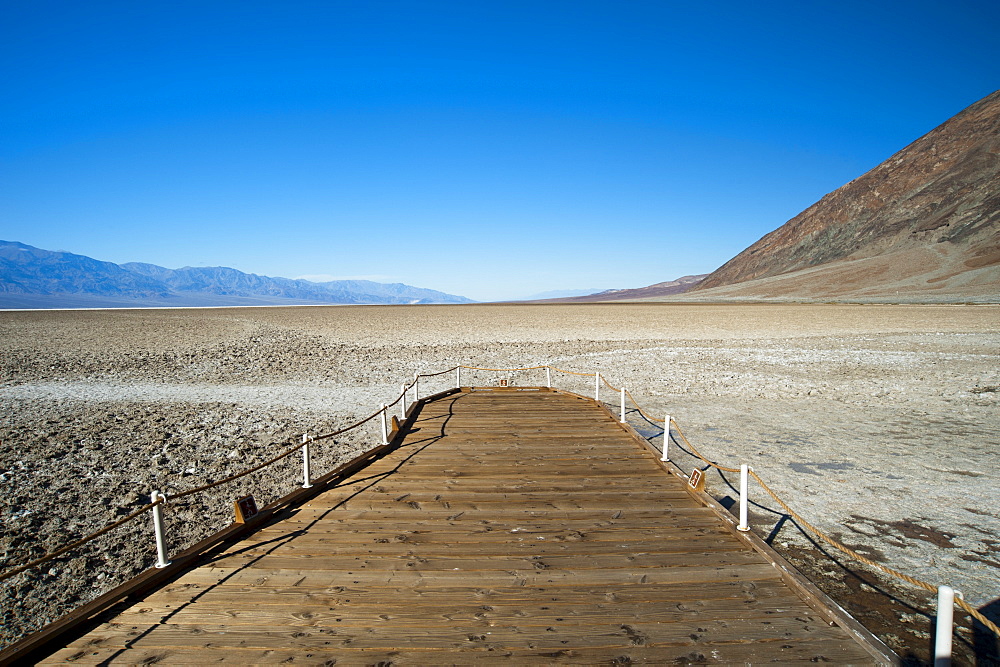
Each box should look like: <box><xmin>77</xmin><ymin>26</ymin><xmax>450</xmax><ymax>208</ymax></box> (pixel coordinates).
<box><xmin>0</xmin><ymin>381</ymin><xmax>418</xmax><ymax>585</ymax></box>
<box><xmin>625</xmin><ymin>387</ymin><xmax>664</xmax><ymax>423</ymax></box>
<box><xmin>548</xmin><ymin>365</ymin><xmax>597</xmax><ymax>377</ymax></box>
<box><xmin>460</xmin><ymin>364</ymin><xmax>548</xmax><ymax>372</ymax></box>
<box><xmin>612</xmin><ymin>370</ymin><xmax>999</xmax><ymax>649</ymax></box>
<box><xmin>749</xmin><ymin>470</ymin><xmax>937</xmax><ymax>593</ymax></box>
<box><xmin>165</xmin><ymin>441</ymin><xmax>304</xmax><ymax>501</ymax></box>
<box><xmin>957</xmin><ymin>598</ymin><xmax>1000</xmax><ymax>640</ymax></box>
<box><xmin>747</xmin><ymin>470</ymin><xmax>1000</xmax><ymax>638</ymax></box>
<box><xmin>2</xmin><ymin>361</ymin><xmax>995</xmax><ymax>655</ymax></box>
<box><xmin>669</xmin><ymin>418</ymin><xmax>741</xmax><ymax>473</ymax></box>
<box><xmin>0</xmin><ymin>499</ymin><xmax>161</xmax><ymax>584</ymax></box>
<box><xmin>312</xmin><ymin>402</ymin><xmax>390</xmax><ymax>442</ymax></box>
<box><xmin>381</xmin><ymin>383</ymin><xmax>408</xmax><ymax>410</ymax></box>
<box><xmin>417</xmin><ymin>365</ymin><xmax>461</xmax><ymax>378</ymax></box>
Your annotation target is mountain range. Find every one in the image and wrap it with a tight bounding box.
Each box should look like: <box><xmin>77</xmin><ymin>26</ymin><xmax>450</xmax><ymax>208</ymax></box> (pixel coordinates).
<box><xmin>4</xmin><ymin>90</ymin><xmax>997</xmax><ymax>308</ymax></box>
<box><xmin>0</xmin><ymin>241</ymin><xmax>473</xmax><ymax>308</ymax></box>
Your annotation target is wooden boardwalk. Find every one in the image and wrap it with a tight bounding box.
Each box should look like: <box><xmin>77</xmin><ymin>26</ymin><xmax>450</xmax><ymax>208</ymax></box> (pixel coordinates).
<box><xmin>43</xmin><ymin>388</ymin><xmax>886</xmax><ymax>664</ymax></box>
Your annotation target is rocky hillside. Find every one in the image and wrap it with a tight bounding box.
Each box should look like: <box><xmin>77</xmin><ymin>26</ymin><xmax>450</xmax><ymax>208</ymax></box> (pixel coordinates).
<box><xmin>0</xmin><ymin>241</ymin><xmax>473</xmax><ymax>308</ymax></box>
<box><xmin>692</xmin><ymin>90</ymin><xmax>1000</xmax><ymax>301</ymax></box>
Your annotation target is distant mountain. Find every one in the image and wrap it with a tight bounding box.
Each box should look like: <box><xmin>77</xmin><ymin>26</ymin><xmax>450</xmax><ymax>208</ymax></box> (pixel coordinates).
<box><xmin>0</xmin><ymin>241</ymin><xmax>474</xmax><ymax>308</ymax></box>
<box><xmin>520</xmin><ymin>288</ymin><xmax>610</xmax><ymax>300</ymax></box>
<box><xmin>690</xmin><ymin>90</ymin><xmax>1000</xmax><ymax>302</ymax></box>
<box><xmin>532</xmin><ymin>275</ymin><xmax>707</xmax><ymax>302</ymax></box>
<box><xmin>0</xmin><ymin>242</ymin><xmax>169</xmax><ymax>297</ymax></box>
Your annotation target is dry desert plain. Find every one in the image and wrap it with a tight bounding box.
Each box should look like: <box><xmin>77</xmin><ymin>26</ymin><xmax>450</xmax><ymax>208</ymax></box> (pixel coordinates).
<box><xmin>0</xmin><ymin>302</ymin><xmax>998</xmax><ymax>661</ymax></box>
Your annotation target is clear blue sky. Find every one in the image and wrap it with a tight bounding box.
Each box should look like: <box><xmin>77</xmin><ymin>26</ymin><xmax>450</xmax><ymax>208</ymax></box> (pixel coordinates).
<box><xmin>2</xmin><ymin>1</ymin><xmax>997</xmax><ymax>301</ymax></box>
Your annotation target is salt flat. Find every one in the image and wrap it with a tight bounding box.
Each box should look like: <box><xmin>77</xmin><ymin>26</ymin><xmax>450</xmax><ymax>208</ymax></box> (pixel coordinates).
<box><xmin>1</xmin><ymin>303</ymin><xmax>997</xmax><ymax>660</ymax></box>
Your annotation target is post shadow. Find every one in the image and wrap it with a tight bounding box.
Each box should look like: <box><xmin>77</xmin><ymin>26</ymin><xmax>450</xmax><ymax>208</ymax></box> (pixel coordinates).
<box><xmin>971</xmin><ymin>597</ymin><xmax>999</xmax><ymax>665</ymax></box>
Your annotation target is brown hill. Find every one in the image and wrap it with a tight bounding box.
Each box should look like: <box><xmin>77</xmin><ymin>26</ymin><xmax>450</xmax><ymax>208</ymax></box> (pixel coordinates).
<box><xmin>535</xmin><ymin>274</ymin><xmax>706</xmax><ymax>302</ymax></box>
<box><xmin>691</xmin><ymin>90</ymin><xmax>1000</xmax><ymax>302</ymax></box>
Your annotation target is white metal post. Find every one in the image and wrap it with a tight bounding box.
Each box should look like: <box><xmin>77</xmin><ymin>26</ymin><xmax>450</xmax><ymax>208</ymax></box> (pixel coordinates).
<box><xmin>595</xmin><ymin>373</ymin><xmax>600</xmax><ymax>401</ymax></box>
<box><xmin>401</xmin><ymin>385</ymin><xmax>407</xmax><ymax>417</ymax></box>
<box><xmin>545</xmin><ymin>367</ymin><xmax>551</xmax><ymax>388</ymax></box>
<box><xmin>456</xmin><ymin>366</ymin><xmax>461</xmax><ymax>388</ymax></box>
<box><xmin>738</xmin><ymin>464</ymin><xmax>751</xmax><ymax>531</ymax></box>
<box><xmin>380</xmin><ymin>403</ymin><xmax>389</xmax><ymax>445</ymax></box>
<box><xmin>150</xmin><ymin>490</ymin><xmax>171</xmax><ymax>568</ymax></box>
<box><xmin>934</xmin><ymin>586</ymin><xmax>961</xmax><ymax>665</ymax></box>
<box><xmin>414</xmin><ymin>373</ymin><xmax>420</xmax><ymax>401</ymax></box>
<box><xmin>301</xmin><ymin>433</ymin><xmax>312</xmax><ymax>489</ymax></box>
<box><xmin>661</xmin><ymin>414</ymin><xmax>670</xmax><ymax>461</ymax></box>
<box><xmin>620</xmin><ymin>387</ymin><xmax>626</xmax><ymax>423</ymax></box>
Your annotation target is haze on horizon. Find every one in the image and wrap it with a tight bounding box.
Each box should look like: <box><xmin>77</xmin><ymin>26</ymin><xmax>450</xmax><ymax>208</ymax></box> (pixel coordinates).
<box><xmin>2</xmin><ymin>1</ymin><xmax>998</xmax><ymax>302</ymax></box>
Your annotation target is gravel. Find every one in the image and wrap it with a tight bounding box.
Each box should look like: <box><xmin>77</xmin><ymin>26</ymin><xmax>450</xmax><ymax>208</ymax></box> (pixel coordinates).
<box><xmin>0</xmin><ymin>303</ymin><xmax>997</xmax><ymax>661</ymax></box>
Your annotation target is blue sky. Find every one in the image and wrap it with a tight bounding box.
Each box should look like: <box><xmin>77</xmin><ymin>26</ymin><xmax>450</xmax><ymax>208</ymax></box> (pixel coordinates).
<box><xmin>2</xmin><ymin>1</ymin><xmax>997</xmax><ymax>301</ymax></box>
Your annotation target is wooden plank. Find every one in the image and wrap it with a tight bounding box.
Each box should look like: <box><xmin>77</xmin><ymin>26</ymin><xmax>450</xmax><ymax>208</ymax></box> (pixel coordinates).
<box><xmin>317</xmin><ymin>480</ymin><xmax>689</xmax><ymax>492</ymax></box>
<box><xmin>227</xmin><ymin>532</ymin><xmax>739</xmax><ymax>556</ymax></box>
<box><xmin>248</xmin><ymin>513</ymin><xmax>725</xmax><ymax>530</ymax></box>
<box><xmin>307</xmin><ymin>489</ymin><xmax>697</xmax><ymax>501</ymax></box>
<box><xmin>55</xmin><ymin>616</ymin><xmax>873</xmax><ymax>656</ymax></box>
<box><xmin>171</xmin><ymin>562</ymin><xmax>784</xmax><ymax>588</ymax></box>
<box><xmin>300</xmin><ymin>484</ymin><xmax>693</xmax><ymax>497</ymax></box>
<box><xmin>325</xmin><ymin>499</ymin><xmax>700</xmax><ymax>512</ymax></box>
<box><xmin>238</xmin><ymin>526</ymin><xmax>729</xmax><ymax>545</ymax></box>
<box><xmin>112</xmin><ymin>593</ymin><xmax>811</xmax><ymax>627</ymax></box>
<box><xmin>129</xmin><ymin>578</ymin><xmax>803</xmax><ymax>611</ymax></box>
<box><xmin>218</xmin><ymin>536</ymin><xmax>746</xmax><ymax>558</ymax></box>
<box><xmin>44</xmin><ymin>640</ymin><xmax>877</xmax><ymax>665</ymax></box>
<box><xmin>267</xmin><ymin>508</ymin><xmax>720</xmax><ymax>525</ymax></box>
<box><xmin>205</xmin><ymin>549</ymin><xmax>763</xmax><ymax>573</ymax></box>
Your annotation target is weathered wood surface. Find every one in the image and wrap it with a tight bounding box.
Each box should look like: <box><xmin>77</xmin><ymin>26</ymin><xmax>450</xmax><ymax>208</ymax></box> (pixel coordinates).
<box><xmin>45</xmin><ymin>389</ymin><xmax>881</xmax><ymax>664</ymax></box>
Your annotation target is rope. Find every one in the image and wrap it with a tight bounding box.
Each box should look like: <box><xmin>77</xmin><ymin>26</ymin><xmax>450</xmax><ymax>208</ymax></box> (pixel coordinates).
<box><xmin>0</xmin><ymin>500</ymin><xmax>160</xmax><ymax>584</ymax></box>
<box><xmin>601</xmin><ymin>374</ymin><xmax>619</xmax><ymax>392</ymax></box>
<box><xmin>460</xmin><ymin>365</ymin><xmax>547</xmax><ymax>372</ymax></box>
<box><xmin>312</xmin><ymin>403</ymin><xmax>386</xmax><ymax>441</ymax></box>
<box><xmin>748</xmin><ymin>470</ymin><xmax>935</xmax><ymax>591</ymax></box>
<box><xmin>418</xmin><ymin>366</ymin><xmax>460</xmax><ymax>378</ymax></box>
<box><xmin>397</xmin><ymin>377</ymin><xmax>419</xmax><ymax>393</ymax></box>
<box><xmin>547</xmin><ymin>365</ymin><xmax>596</xmax><ymax>377</ymax></box>
<box><xmin>663</xmin><ymin>409</ymin><xmax>998</xmax><ymax>638</ymax></box>
<box><xmin>384</xmin><ymin>388</ymin><xmax>405</xmax><ymax>410</ymax></box>
<box><xmin>166</xmin><ymin>441</ymin><xmax>304</xmax><ymax>501</ymax></box>
<box><xmin>171</xmin><ymin>402</ymin><xmax>392</xmax><ymax>501</ymax></box>
<box><xmin>670</xmin><ymin>419</ymin><xmax>741</xmax><ymax>473</ymax></box>
<box><xmin>618</xmin><ymin>372</ymin><xmax>998</xmax><ymax>637</ymax></box>
<box><xmin>2</xmin><ymin>397</ymin><xmax>399</xmax><ymax>579</ymax></box>
<box><xmin>747</xmin><ymin>469</ymin><xmax>999</xmax><ymax>638</ymax></box>
<box><xmin>957</xmin><ymin>597</ymin><xmax>1000</xmax><ymax>637</ymax></box>
<box><xmin>624</xmin><ymin>388</ymin><xmax>665</xmax><ymax>423</ymax></box>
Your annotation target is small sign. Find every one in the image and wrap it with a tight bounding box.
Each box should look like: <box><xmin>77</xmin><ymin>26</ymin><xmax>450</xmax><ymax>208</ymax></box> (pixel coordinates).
<box><xmin>498</xmin><ymin>379</ymin><xmax>510</xmax><ymax>387</ymax></box>
<box><xmin>688</xmin><ymin>468</ymin><xmax>705</xmax><ymax>492</ymax></box>
<box><xmin>234</xmin><ymin>495</ymin><xmax>259</xmax><ymax>523</ymax></box>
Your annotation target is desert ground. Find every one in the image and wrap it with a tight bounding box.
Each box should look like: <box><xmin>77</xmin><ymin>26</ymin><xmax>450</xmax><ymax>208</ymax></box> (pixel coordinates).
<box><xmin>1</xmin><ymin>303</ymin><xmax>998</xmax><ymax>661</ymax></box>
